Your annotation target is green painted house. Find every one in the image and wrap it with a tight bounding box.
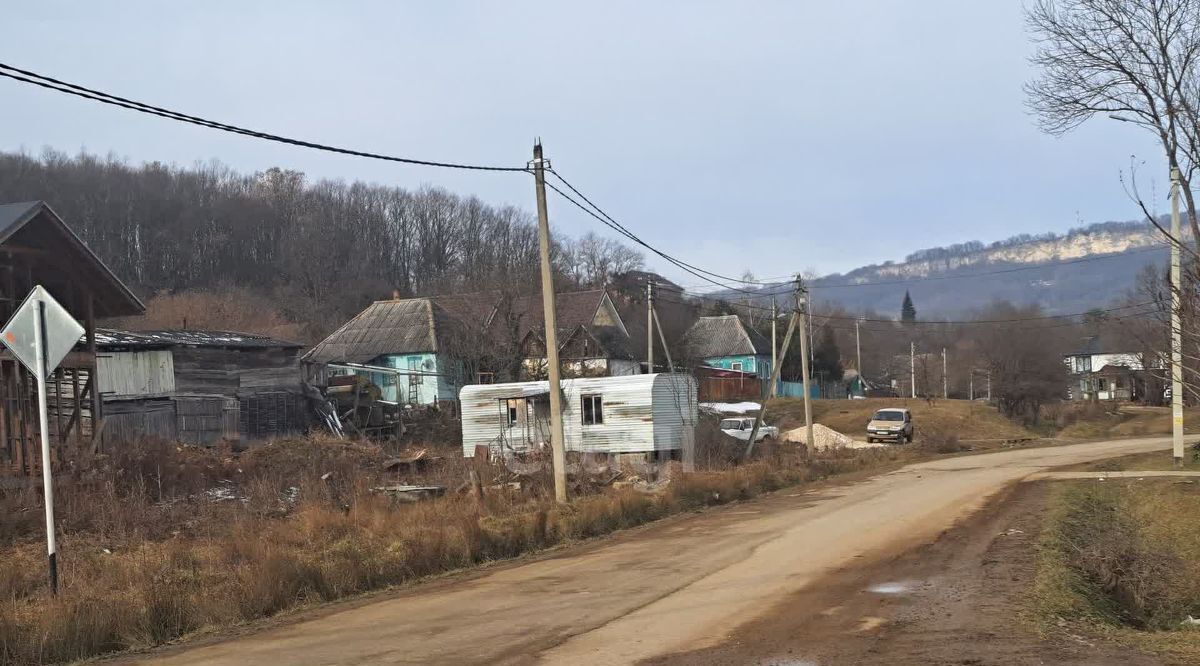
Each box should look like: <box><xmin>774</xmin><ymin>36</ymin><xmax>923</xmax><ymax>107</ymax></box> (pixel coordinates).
<box><xmin>681</xmin><ymin>315</ymin><xmax>774</xmax><ymax>396</ymax></box>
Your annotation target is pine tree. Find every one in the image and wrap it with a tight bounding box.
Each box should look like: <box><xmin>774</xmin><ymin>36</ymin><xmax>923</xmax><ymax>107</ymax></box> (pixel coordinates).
<box><xmin>901</xmin><ymin>291</ymin><xmax>917</xmax><ymax>324</ymax></box>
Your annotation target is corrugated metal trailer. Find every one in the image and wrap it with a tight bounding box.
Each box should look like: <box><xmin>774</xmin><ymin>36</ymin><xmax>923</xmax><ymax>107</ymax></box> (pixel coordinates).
<box><xmin>460</xmin><ymin>373</ymin><xmax>697</xmax><ymax>458</ymax></box>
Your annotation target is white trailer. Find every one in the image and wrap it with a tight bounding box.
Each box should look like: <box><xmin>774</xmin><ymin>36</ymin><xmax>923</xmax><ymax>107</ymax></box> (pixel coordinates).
<box><xmin>459</xmin><ymin>373</ymin><xmax>697</xmax><ymax>460</ymax></box>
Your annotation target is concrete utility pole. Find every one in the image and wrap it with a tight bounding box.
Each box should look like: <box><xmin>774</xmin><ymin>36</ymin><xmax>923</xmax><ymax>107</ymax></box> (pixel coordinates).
<box><xmin>855</xmin><ymin>317</ymin><xmax>863</xmax><ymax>378</ymax></box>
<box><xmin>646</xmin><ymin>280</ymin><xmax>655</xmax><ymax>373</ymax></box>
<box><xmin>942</xmin><ymin>347</ymin><xmax>948</xmax><ymax>399</ymax></box>
<box><xmin>798</xmin><ymin>280</ymin><xmax>814</xmax><ymax>450</ymax></box>
<box><xmin>910</xmin><ymin>341</ymin><xmax>917</xmax><ymax>399</ymax></box>
<box><xmin>745</xmin><ymin>278</ymin><xmax>809</xmax><ymax>457</ymax></box>
<box><xmin>650</xmin><ymin>303</ymin><xmax>674</xmax><ymax>373</ymax></box>
<box><xmin>770</xmin><ymin>297</ymin><xmax>778</xmax><ymax>398</ymax></box>
<box><xmin>531</xmin><ymin>142</ymin><xmax>567</xmax><ymax>503</ymax></box>
<box><xmin>987</xmin><ymin>370</ymin><xmax>992</xmax><ymax>402</ymax></box>
<box><xmin>969</xmin><ymin>372</ymin><xmax>975</xmax><ymax>402</ymax></box>
<box><xmin>1171</xmin><ymin>167</ymin><xmax>1185</xmax><ymax>466</ymax></box>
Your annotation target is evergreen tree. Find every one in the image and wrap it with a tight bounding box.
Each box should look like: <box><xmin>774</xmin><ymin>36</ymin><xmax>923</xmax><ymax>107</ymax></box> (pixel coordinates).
<box><xmin>901</xmin><ymin>291</ymin><xmax>917</xmax><ymax>324</ymax></box>
<box><xmin>812</xmin><ymin>327</ymin><xmax>844</xmax><ymax>382</ymax></box>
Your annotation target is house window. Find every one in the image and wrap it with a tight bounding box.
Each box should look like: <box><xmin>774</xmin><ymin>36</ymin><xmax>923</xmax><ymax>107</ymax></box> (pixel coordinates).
<box><xmin>581</xmin><ymin>394</ymin><xmax>604</xmax><ymax>425</ymax></box>
<box><xmin>477</xmin><ymin>372</ymin><xmax>495</xmax><ymax>384</ymax></box>
<box><xmin>731</xmin><ymin>361</ymin><xmax>743</xmax><ymax>372</ymax></box>
<box><xmin>505</xmin><ymin>399</ymin><xmax>520</xmax><ymax>426</ymax></box>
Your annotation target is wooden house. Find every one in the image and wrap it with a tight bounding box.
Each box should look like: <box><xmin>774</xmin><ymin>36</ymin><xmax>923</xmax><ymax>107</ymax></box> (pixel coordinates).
<box><xmin>0</xmin><ymin>201</ymin><xmax>144</xmax><ymax>474</ymax></box>
<box><xmin>680</xmin><ymin>315</ymin><xmax>773</xmax><ymax>399</ymax></box>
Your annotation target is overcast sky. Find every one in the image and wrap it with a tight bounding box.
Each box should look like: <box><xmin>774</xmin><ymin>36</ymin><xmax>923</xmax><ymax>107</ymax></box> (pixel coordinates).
<box><xmin>0</xmin><ymin>1</ymin><xmax>1168</xmax><ymax>287</ymax></box>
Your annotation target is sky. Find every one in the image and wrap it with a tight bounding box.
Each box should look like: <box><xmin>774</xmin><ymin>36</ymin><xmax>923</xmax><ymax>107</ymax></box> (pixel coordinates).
<box><xmin>0</xmin><ymin>1</ymin><xmax>1170</xmax><ymax>288</ymax></box>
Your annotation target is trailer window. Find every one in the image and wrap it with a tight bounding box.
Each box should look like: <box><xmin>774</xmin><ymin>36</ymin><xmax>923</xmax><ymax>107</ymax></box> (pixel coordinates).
<box><xmin>581</xmin><ymin>394</ymin><xmax>604</xmax><ymax>425</ymax></box>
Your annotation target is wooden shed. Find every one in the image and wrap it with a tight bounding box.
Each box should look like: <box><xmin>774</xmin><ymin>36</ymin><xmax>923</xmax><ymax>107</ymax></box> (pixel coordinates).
<box><xmin>96</xmin><ymin>329</ymin><xmax>306</xmax><ymax>444</ymax></box>
<box><xmin>0</xmin><ymin>201</ymin><xmax>144</xmax><ymax>474</ymax></box>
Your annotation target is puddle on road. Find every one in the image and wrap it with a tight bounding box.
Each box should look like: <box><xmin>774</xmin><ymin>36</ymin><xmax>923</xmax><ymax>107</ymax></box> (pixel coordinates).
<box><xmin>866</xmin><ymin>581</ymin><xmax>912</xmax><ymax>594</ymax></box>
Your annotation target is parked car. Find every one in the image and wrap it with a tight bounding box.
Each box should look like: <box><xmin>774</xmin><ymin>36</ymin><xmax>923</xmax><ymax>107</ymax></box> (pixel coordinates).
<box><xmin>866</xmin><ymin>408</ymin><xmax>913</xmax><ymax>444</ymax></box>
<box><xmin>720</xmin><ymin>417</ymin><xmax>778</xmax><ymax>442</ymax></box>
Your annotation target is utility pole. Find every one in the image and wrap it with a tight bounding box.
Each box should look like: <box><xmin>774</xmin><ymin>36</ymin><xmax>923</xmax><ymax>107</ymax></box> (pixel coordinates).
<box><xmin>531</xmin><ymin>142</ymin><xmax>567</xmax><ymax>504</ymax></box>
<box><xmin>987</xmin><ymin>370</ymin><xmax>992</xmax><ymax>402</ymax></box>
<box><xmin>646</xmin><ymin>280</ymin><xmax>655</xmax><ymax>374</ymax></box>
<box><xmin>798</xmin><ymin>280</ymin><xmax>814</xmax><ymax>450</ymax></box>
<box><xmin>942</xmin><ymin>347</ymin><xmax>948</xmax><ymax>399</ymax></box>
<box><xmin>969</xmin><ymin>372</ymin><xmax>975</xmax><ymax>402</ymax></box>
<box><xmin>910</xmin><ymin>341</ymin><xmax>917</xmax><ymax>399</ymax></box>
<box><xmin>770</xmin><ymin>297</ymin><xmax>778</xmax><ymax>398</ymax></box>
<box><xmin>650</xmin><ymin>303</ymin><xmax>675</xmax><ymax>373</ymax></box>
<box><xmin>1171</xmin><ymin>167</ymin><xmax>1185</xmax><ymax>466</ymax></box>
<box><xmin>855</xmin><ymin>317</ymin><xmax>863</xmax><ymax>378</ymax></box>
<box><xmin>745</xmin><ymin>278</ymin><xmax>809</xmax><ymax>457</ymax></box>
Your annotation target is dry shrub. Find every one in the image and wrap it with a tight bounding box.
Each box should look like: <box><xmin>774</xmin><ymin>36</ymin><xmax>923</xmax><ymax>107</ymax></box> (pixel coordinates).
<box><xmin>1047</xmin><ymin>482</ymin><xmax>1200</xmax><ymax>630</ymax></box>
<box><xmin>0</xmin><ymin>435</ymin><xmax>900</xmax><ymax>664</ymax></box>
<box><xmin>917</xmin><ymin>424</ymin><xmax>967</xmax><ymax>454</ymax></box>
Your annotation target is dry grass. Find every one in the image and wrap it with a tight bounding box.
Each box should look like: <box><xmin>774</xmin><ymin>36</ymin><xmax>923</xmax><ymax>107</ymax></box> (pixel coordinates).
<box><xmin>0</xmin><ymin>435</ymin><xmax>906</xmax><ymax>664</ymax></box>
<box><xmin>113</xmin><ymin>287</ymin><xmax>309</xmax><ymax>343</ymax></box>
<box><xmin>1033</xmin><ymin>479</ymin><xmax>1200</xmax><ymax>663</ymax></box>
<box><xmin>1053</xmin><ymin>404</ymin><xmax>1200</xmax><ymax>441</ymax></box>
<box><xmin>767</xmin><ymin>397</ymin><xmax>1037</xmax><ymax>445</ymax></box>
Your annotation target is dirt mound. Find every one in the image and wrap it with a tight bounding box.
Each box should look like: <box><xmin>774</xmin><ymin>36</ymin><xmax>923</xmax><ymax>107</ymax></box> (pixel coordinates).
<box><xmin>783</xmin><ymin>423</ymin><xmax>880</xmax><ymax>450</ymax></box>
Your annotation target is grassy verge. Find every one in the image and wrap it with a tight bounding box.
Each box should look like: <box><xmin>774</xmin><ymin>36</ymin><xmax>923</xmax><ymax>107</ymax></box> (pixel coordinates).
<box><xmin>1032</xmin><ymin>478</ymin><xmax>1200</xmax><ymax>664</ymax></box>
<box><xmin>768</xmin><ymin>397</ymin><xmax>1038</xmax><ymax>445</ymax></box>
<box><xmin>0</xmin><ymin>437</ymin><xmax>908</xmax><ymax>665</ymax></box>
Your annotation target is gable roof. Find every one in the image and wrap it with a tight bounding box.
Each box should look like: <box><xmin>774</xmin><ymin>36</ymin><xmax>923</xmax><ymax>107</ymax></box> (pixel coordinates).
<box><xmin>509</xmin><ymin>289</ymin><xmax>614</xmax><ymax>337</ymax></box>
<box><xmin>1068</xmin><ymin>334</ymin><xmax>1140</xmax><ymax>357</ymax></box>
<box><xmin>681</xmin><ymin>315</ymin><xmax>770</xmax><ymax>358</ymax></box>
<box><xmin>303</xmin><ymin>298</ymin><xmax>442</xmax><ymax>364</ymax></box>
<box><xmin>0</xmin><ymin>201</ymin><xmax>143</xmax><ymax>317</ymax></box>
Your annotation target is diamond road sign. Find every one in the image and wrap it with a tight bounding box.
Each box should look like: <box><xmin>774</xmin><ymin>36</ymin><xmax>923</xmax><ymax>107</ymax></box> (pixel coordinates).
<box><xmin>0</xmin><ymin>286</ymin><xmax>85</xmax><ymax>379</ymax></box>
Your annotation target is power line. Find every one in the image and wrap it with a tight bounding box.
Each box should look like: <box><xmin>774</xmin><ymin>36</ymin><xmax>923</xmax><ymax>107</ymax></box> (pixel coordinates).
<box><xmin>541</xmin><ymin>176</ymin><xmax>791</xmax><ymax>297</ymax></box>
<box><xmin>546</xmin><ymin>169</ymin><xmax>786</xmax><ymax>289</ymax></box>
<box><xmin>0</xmin><ymin>62</ymin><xmax>529</xmax><ymax>173</ymax></box>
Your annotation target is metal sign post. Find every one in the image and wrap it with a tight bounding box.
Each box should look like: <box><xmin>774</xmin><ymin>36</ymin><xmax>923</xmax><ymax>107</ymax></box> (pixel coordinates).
<box><xmin>1</xmin><ymin>286</ymin><xmax>85</xmax><ymax>594</ymax></box>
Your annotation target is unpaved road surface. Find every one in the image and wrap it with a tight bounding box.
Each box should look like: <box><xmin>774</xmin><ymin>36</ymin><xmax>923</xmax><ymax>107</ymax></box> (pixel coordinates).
<box><xmin>139</xmin><ymin>437</ymin><xmax>1175</xmax><ymax>666</ymax></box>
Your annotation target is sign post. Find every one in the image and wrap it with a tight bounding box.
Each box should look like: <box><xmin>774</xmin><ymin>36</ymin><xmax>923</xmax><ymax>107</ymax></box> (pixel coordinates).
<box><xmin>1</xmin><ymin>286</ymin><xmax>85</xmax><ymax>594</ymax></box>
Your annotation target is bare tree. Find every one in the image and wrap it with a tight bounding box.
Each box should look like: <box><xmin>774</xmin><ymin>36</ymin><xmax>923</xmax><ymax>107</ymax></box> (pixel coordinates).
<box><xmin>1026</xmin><ymin>0</ymin><xmax>1200</xmax><ymax>250</ymax></box>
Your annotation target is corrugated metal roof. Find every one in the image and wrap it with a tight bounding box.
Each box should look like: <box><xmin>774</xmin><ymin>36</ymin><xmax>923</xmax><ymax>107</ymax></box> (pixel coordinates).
<box><xmin>0</xmin><ymin>201</ymin><xmax>144</xmax><ymax>317</ymax></box>
<box><xmin>95</xmin><ymin>328</ymin><xmax>303</xmax><ymax>349</ymax></box>
<box><xmin>681</xmin><ymin>315</ymin><xmax>770</xmax><ymax>358</ymax></box>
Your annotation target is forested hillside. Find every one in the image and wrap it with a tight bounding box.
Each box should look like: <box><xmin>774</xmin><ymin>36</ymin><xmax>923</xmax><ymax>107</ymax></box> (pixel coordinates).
<box><xmin>0</xmin><ymin>150</ymin><xmax>644</xmax><ymax>338</ymax></box>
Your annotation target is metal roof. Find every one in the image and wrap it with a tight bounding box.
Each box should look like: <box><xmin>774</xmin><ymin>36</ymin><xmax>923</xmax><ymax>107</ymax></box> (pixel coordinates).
<box><xmin>680</xmin><ymin>315</ymin><xmax>771</xmax><ymax>359</ymax></box>
<box><xmin>0</xmin><ymin>201</ymin><xmax>144</xmax><ymax>317</ymax></box>
<box><xmin>94</xmin><ymin>328</ymin><xmax>303</xmax><ymax>350</ymax></box>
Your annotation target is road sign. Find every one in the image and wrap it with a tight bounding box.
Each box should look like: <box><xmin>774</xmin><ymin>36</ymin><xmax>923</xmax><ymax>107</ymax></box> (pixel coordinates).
<box><xmin>0</xmin><ymin>285</ymin><xmax>81</xmax><ymax>594</ymax></box>
<box><xmin>1</xmin><ymin>285</ymin><xmax>83</xmax><ymax>379</ymax></box>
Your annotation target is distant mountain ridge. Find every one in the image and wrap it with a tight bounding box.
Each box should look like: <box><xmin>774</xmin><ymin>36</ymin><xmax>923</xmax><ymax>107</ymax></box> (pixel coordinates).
<box><xmin>724</xmin><ymin>220</ymin><xmax>1177</xmax><ymax>317</ymax></box>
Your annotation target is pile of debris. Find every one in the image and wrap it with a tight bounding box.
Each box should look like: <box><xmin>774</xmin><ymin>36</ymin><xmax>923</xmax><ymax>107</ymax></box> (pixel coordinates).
<box><xmin>783</xmin><ymin>423</ymin><xmax>884</xmax><ymax>450</ymax></box>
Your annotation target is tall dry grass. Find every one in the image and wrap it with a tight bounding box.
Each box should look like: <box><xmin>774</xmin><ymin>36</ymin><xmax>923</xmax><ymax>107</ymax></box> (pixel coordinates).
<box><xmin>0</xmin><ymin>436</ymin><xmax>901</xmax><ymax>664</ymax></box>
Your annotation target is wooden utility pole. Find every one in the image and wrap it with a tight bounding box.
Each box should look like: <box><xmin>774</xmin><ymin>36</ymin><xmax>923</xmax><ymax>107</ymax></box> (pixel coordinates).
<box><xmin>1171</xmin><ymin>167</ymin><xmax>1185</xmax><ymax>466</ymax></box>
<box><xmin>646</xmin><ymin>281</ymin><xmax>654</xmax><ymax>373</ymax></box>
<box><xmin>531</xmin><ymin>142</ymin><xmax>567</xmax><ymax>503</ymax></box>
<box><xmin>770</xmin><ymin>297</ymin><xmax>778</xmax><ymax>398</ymax></box>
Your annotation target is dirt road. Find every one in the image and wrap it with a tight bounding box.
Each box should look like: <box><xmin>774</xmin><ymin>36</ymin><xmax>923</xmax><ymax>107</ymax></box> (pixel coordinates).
<box><xmin>139</xmin><ymin>437</ymin><xmax>1175</xmax><ymax>666</ymax></box>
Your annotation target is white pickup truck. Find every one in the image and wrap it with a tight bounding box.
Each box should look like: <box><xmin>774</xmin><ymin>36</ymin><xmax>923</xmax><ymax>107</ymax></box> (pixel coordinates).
<box><xmin>719</xmin><ymin>417</ymin><xmax>778</xmax><ymax>442</ymax></box>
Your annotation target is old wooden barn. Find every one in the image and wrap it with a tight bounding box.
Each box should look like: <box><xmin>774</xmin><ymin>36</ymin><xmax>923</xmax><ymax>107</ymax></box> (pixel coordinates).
<box><xmin>97</xmin><ymin>329</ymin><xmax>307</xmax><ymax>444</ymax></box>
<box><xmin>0</xmin><ymin>201</ymin><xmax>144</xmax><ymax>474</ymax></box>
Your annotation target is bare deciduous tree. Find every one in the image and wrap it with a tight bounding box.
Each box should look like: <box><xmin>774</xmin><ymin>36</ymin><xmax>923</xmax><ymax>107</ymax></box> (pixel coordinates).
<box><xmin>1026</xmin><ymin>0</ymin><xmax>1200</xmax><ymax>250</ymax></box>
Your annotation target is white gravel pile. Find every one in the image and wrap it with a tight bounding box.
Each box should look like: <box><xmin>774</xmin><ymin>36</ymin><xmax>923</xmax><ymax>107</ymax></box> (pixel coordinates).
<box><xmin>783</xmin><ymin>423</ymin><xmax>884</xmax><ymax>450</ymax></box>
